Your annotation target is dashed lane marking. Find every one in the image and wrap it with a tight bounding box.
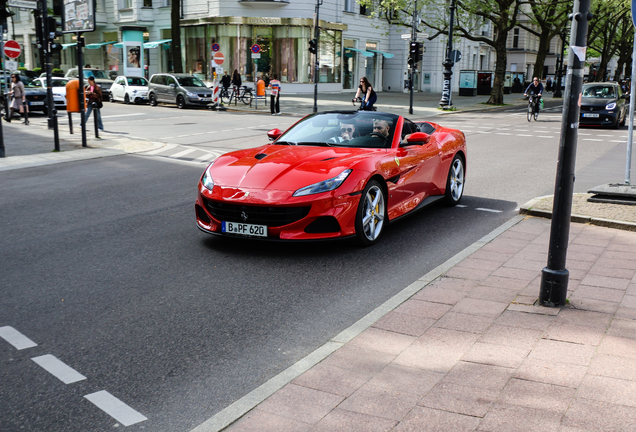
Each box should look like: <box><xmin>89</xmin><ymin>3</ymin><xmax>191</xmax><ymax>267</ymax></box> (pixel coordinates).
<box><xmin>84</xmin><ymin>390</ymin><xmax>148</xmax><ymax>427</ymax></box>
<box><xmin>496</xmin><ymin>133</ymin><xmax>512</xmax><ymax>135</ymax></box>
<box><xmin>101</xmin><ymin>113</ymin><xmax>145</xmax><ymax>119</ymax></box>
<box><xmin>31</xmin><ymin>354</ymin><xmax>87</xmax><ymax>384</ymax></box>
<box><xmin>517</xmin><ymin>134</ymin><xmax>533</xmax><ymax>137</ymax></box>
<box><xmin>0</xmin><ymin>326</ymin><xmax>37</xmax><ymax>350</ymax></box>
<box><xmin>476</xmin><ymin>208</ymin><xmax>503</xmax><ymax>213</ymax></box>
<box><xmin>537</xmin><ymin>136</ymin><xmax>555</xmax><ymax>138</ymax></box>
<box><xmin>583</xmin><ymin>139</ymin><xmax>603</xmax><ymax>141</ymax></box>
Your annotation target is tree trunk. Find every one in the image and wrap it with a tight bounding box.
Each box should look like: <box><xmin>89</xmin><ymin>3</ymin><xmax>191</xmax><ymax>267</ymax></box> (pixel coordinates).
<box><xmin>596</xmin><ymin>55</ymin><xmax>611</xmax><ymax>82</ymax></box>
<box><xmin>171</xmin><ymin>0</ymin><xmax>183</xmax><ymax>73</ymax></box>
<box><xmin>487</xmin><ymin>36</ymin><xmax>508</xmax><ymax>105</ymax></box>
<box><xmin>532</xmin><ymin>32</ymin><xmax>552</xmax><ymax>80</ymax></box>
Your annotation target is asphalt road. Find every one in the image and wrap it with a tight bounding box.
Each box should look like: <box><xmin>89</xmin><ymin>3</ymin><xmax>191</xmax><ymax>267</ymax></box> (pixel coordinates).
<box><xmin>1</xmin><ymin>102</ymin><xmax>633</xmax><ymax>431</ymax></box>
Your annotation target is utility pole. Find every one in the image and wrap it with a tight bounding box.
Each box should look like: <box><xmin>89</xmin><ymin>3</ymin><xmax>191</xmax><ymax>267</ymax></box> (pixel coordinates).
<box><xmin>554</xmin><ymin>31</ymin><xmax>566</xmax><ymax>98</ymax></box>
<box><xmin>409</xmin><ymin>0</ymin><xmax>417</xmax><ymax>115</ymax></box>
<box><xmin>539</xmin><ymin>0</ymin><xmax>592</xmax><ymax>307</ymax></box>
<box><xmin>42</xmin><ymin>4</ymin><xmax>61</xmax><ymax>151</ymax></box>
<box><xmin>439</xmin><ymin>0</ymin><xmax>456</xmax><ymax>107</ymax></box>
<box><xmin>312</xmin><ymin>0</ymin><xmax>323</xmax><ymax>113</ymax></box>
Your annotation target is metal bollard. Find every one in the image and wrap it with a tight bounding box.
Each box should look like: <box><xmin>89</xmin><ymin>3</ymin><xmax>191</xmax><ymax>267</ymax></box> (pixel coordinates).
<box><xmin>93</xmin><ymin>102</ymin><xmax>99</xmax><ymax>138</ymax></box>
<box><xmin>68</xmin><ymin>112</ymin><xmax>73</xmax><ymax>134</ymax></box>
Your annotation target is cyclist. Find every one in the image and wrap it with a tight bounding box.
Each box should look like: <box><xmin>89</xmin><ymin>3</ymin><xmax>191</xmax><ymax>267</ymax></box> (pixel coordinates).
<box><xmin>353</xmin><ymin>77</ymin><xmax>377</xmax><ymax>111</ymax></box>
<box><xmin>524</xmin><ymin>77</ymin><xmax>544</xmax><ymax>114</ymax></box>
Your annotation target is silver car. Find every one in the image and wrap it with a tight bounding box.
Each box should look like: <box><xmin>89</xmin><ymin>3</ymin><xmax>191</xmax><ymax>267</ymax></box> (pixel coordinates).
<box><xmin>148</xmin><ymin>73</ymin><xmax>213</xmax><ymax>109</ymax></box>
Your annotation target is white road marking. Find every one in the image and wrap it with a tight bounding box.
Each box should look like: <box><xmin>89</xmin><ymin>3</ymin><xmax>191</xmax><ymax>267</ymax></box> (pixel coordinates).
<box><xmin>598</xmin><ymin>134</ymin><xmax>613</xmax><ymax>137</ymax></box>
<box><xmin>193</xmin><ymin>153</ymin><xmax>218</xmax><ymax>163</ymax></box>
<box><xmin>516</xmin><ymin>134</ymin><xmax>533</xmax><ymax>137</ymax></box>
<box><xmin>477</xmin><ymin>126</ymin><xmax>491</xmax><ymax>129</ymax></box>
<box><xmin>611</xmin><ymin>140</ymin><xmax>625</xmax><ymax>142</ymax></box>
<box><xmin>456</xmin><ymin>205</ymin><xmax>467</xmax><ymax>208</ymax></box>
<box><xmin>496</xmin><ymin>133</ymin><xmax>512</xmax><ymax>135</ymax></box>
<box><xmin>0</xmin><ymin>326</ymin><xmax>37</xmax><ymax>350</ymax></box>
<box><xmin>583</xmin><ymin>139</ymin><xmax>603</xmax><ymax>141</ymax></box>
<box><xmin>176</xmin><ymin>134</ymin><xmax>191</xmax><ymax>138</ymax></box>
<box><xmin>476</xmin><ymin>208</ymin><xmax>503</xmax><ymax>213</ymax></box>
<box><xmin>84</xmin><ymin>391</ymin><xmax>148</xmax><ymax>426</ymax></box>
<box><xmin>101</xmin><ymin>113</ymin><xmax>145</xmax><ymax>119</ymax></box>
<box><xmin>170</xmin><ymin>148</ymin><xmax>199</xmax><ymax>158</ymax></box>
<box><xmin>538</xmin><ymin>136</ymin><xmax>554</xmax><ymax>138</ymax></box>
<box><xmin>31</xmin><ymin>355</ymin><xmax>86</xmax><ymax>384</ymax></box>
<box><xmin>144</xmin><ymin>144</ymin><xmax>177</xmax><ymax>155</ymax></box>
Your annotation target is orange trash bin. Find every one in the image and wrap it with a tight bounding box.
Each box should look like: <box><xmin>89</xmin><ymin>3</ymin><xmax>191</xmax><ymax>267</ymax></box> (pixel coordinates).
<box><xmin>257</xmin><ymin>79</ymin><xmax>265</xmax><ymax>97</ymax></box>
<box><xmin>65</xmin><ymin>80</ymin><xmax>81</xmax><ymax>113</ymax></box>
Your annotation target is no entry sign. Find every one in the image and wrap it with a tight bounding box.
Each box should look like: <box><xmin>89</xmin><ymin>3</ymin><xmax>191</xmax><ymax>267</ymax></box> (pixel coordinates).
<box><xmin>4</xmin><ymin>40</ymin><xmax>21</xmax><ymax>59</ymax></box>
<box><xmin>213</xmin><ymin>51</ymin><xmax>224</xmax><ymax>65</ymax></box>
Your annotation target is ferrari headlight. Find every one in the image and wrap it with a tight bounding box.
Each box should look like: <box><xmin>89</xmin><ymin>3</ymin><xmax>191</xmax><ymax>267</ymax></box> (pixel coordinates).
<box><xmin>201</xmin><ymin>166</ymin><xmax>214</xmax><ymax>190</ymax></box>
<box><xmin>293</xmin><ymin>169</ymin><xmax>352</xmax><ymax>197</ymax></box>
<box><xmin>606</xmin><ymin>102</ymin><xmax>617</xmax><ymax>110</ymax></box>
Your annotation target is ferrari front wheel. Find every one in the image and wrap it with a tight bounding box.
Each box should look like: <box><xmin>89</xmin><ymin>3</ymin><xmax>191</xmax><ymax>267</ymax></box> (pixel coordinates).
<box><xmin>355</xmin><ymin>180</ymin><xmax>387</xmax><ymax>246</ymax></box>
<box><xmin>444</xmin><ymin>154</ymin><xmax>465</xmax><ymax>206</ymax></box>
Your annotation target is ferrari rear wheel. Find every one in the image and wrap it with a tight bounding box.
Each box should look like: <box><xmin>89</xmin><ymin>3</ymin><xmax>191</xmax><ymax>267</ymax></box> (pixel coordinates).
<box><xmin>355</xmin><ymin>180</ymin><xmax>387</xmax><ymax>246</ymax></box>
<box><xmin>444</xmin><ymin>154</ymin><xmax>465</xmax><ymax>206</ymax></box>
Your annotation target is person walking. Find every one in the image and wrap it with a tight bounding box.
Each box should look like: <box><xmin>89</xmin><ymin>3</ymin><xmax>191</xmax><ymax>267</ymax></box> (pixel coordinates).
<box><xmin>353</xmin><ymin>77</ymin><xmax>377</xmax><ymax>111</ymax></box>
<box><xmin>83</xmin><ymin>76</ymin><xmax>104</xmax><ymax>131</ymax></box>
<box><xmin>6</xmin><ymin>74</ymin><xmax>28</xmax><ymax>124</ymax></box>
<box><xmin>220</xmin><ymin>71</ymin><xmax>231</xmax><ymax>89</ymax></box>
<box><xmin>231</xmin><ymin>69</ymin><xmax>242</xmax><ymax>90</ymax></box>
<box><xmin>269</xmin><ymin>74</ymin><xmax>281</xmax><ymax>115</ymax></box>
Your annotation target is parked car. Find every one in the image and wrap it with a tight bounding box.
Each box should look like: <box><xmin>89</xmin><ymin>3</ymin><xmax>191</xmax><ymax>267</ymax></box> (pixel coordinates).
<box><xmin>64</xmin><ymin>68</ymin><xmax>114</xmax><ymax>101</ymax></box>
<box><xmin>148</xmin><ymin>73</ymin><xmax>213</xmax><ymax>109</ymax></box>
<box><xmin>0</xmin><ymin>75</ymin><xmax>51</xmax><ymax>117</ymax></box>
<box><xmin>110</xmin><ymin>76</ymin><xmax>149</xmax><ymax>104</ymax></box>
<box><xmin>33</xmin><ymin>77</ymin><xmax>69</xmax><ymax>110</ymax></box>
<box><xmin>580</xmin><ymin>82</ymin><xmax>628</xmax><ymax>128</ymax></box>
<box><xmin>195</xmin><ymin>111</ymin><xmax>467</xmax><ymax>246</ymax></box>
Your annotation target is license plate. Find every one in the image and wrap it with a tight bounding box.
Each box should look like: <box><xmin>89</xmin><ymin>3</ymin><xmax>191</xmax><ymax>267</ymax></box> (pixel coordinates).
<box><xmin>222</xmin><ymin>221</ymin><xmax>267</xmax><ymax>237</ymax></box>
<box><xmin>30</xmin><ymin>101</ymin><xmax>44</xmax><ymax>105</ymax></box>
<box><xmin>201</xmin><ymin>98</ymin><xmax>212</xmax><ymax>101</ymax></box>
<box><xmin>583</xmin><ymin>113</ymin><xmax>599</xmax><ymax>118</ymax></box>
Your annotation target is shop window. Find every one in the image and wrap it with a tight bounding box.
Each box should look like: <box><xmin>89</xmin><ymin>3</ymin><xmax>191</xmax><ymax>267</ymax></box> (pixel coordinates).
<box><xmin>184</xmin><ymin>26</ymin><xmax>208</xmax><ymax>79</ymax></box>
<box><xmin>343</xmin><ymin>40</ymin><xmax>357</xmax><ymax>89</ymax></box>
<box><xmin>318</xmin><ymin>29</ymin><xmax>341</xmax><ymax>83</ymax></box>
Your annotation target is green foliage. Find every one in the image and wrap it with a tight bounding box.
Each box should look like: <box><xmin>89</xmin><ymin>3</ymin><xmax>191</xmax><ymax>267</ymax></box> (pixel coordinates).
<box><xmin>33</xmin><ymin>67</ymin><xmax>42</xmax><ymax>74</ymax></box>
<box><xmin>52</xmin><ymin>68</ymin><xmax>64</xmax><ymax>74</ymax></box>
<box><xmin>17</xmin><ymin>67</ymin><xmax>27</xmax><ymax>71</ymax></box>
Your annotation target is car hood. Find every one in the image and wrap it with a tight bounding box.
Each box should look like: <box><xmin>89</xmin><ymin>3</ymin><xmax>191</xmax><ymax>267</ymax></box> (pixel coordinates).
<box><xmin>127</xmin><ymin>86</ymin><xmax>148</xmax><ymax>92</ymax></box>
<box><xmin>581</xmin><ymin>98</ymin><xmax>617</xmax><ymax>107</ymax></box>
<box><xmin>182</xmin><ymin>86</ymin><xmax>211</xmax><ymax>94</ymax></box>
<box><xmin>24</xmin><ymin>87</ymin><xmax>47</xmax><ymax>95</ymax></box>
<box><xmin>210</xmin><ymin>144</ymin><xmax>379</xmax><ymax>191</ymax></box>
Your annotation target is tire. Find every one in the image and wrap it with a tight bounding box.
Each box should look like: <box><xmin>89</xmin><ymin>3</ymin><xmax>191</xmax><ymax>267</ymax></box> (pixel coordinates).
<box><xmin>220</xmin><ymin>90</ymin><xmax>231</xmax><ymax>105</ymax></box>
<box><xmin>527</xmin><ymin>104</ymin><xmax>533</xmax><ymax>122</ymax></box>
<box><xmin>533</xmin><ymin>110</ymin><xmax>539</xmax><ymax>121</ymax></box>
<box><xmin>176</xmin><ymin>95</ymin><xmax>186</xmax><ymax>109</ymax></box>
<box><xmin>149</xmin><ymin>93</ymin><xmax>157</xmax><ymax>106</ymax></box>
<box><xmin>355</xmin><ymin>180</ymin><xmax>387</xmax><ymax>247</ymax></box>
<box><xmin>241</xmin><ymin>91</ymin><xmax>253</xmax><ymax>105</ymax></box>
<box><xmin>124</xmin><ymin>94</ymin><xmax>130</xmax><ymax>104</ymax></box>
<box><xmin>444</xmin><ymin>154</ymin><xmax>465</xmax><ymax>206</ymax></box>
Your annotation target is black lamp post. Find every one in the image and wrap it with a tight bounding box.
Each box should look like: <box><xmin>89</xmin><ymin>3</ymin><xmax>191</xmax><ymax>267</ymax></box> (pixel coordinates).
<box><xmin>439</xmin><ymin>0</ymin><xmax>456</xmax><ymax>107</ymax></box>
<box><xmin>554</xmin><ymin>31</ymin><xmax>567</xmax><ymax>98</ymax></box>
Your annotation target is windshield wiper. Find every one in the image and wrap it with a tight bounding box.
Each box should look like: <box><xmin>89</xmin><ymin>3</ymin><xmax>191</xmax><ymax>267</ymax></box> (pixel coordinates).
<box><xmin>296</xmin><ymin>142</ymin><xmax>332</xmax><ymax>147</ymax></box>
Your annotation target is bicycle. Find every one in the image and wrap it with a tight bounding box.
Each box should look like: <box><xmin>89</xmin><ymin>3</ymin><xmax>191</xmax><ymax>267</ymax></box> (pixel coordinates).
<box><xmin>220</xmin><ymin>85</ymin><xmax>253</xmax><ymax>105</ymax></box>
<box><xmin>352</xmin><ymin>97</ymin><xmax>377</xmax><ymax>111</ymax></box>
<box><xmin>526</xmin><ymin>93</ymin><xmax>540</xmax><ymax>121</ymax></box>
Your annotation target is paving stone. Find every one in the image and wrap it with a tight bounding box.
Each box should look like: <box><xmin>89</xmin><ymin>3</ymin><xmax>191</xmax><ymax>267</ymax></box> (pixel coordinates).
<box><xmin>468</xmin><ymin>286</ymin><xmax>519</xmax><ymax>303</ymax></box>
<box><xmin>310</xmin><ymin>408</ymin><xmax>397</xmax><ymax>432</ymax></box>
<box><xmin>577</xmin><ymin>374</ymin><xmax>636</xmax><ymax>407</ymax></box>
<box><xmin>419</xmin><ymin>382</ymin><xmax>498</xmax><ymax>417</ymax></box>
<box><xmin>394</xmin><ymin>299</ymin><xmax>452</xmax><ymax>320</ymax></box>
<box><xmin>337</xmin><ymin>383</ymin><xmax>421</xmax><ymax>421</ymax></box>
<box><xmin>562</xmin><ymin>398</ymin><xmax>636</xmax><ymax>431</ymax></box>
<box><xmin>500</xmin><ymin>229</ymin><xmax>542</xmax><ymax>242</ymax></box>
<box><xmin>494</xmin><ymin>310</ymin><xmax>555</xmax><ymax>330</ymax></box>
<box><xmin>461</xmin><ymin>342</ymin><xmax>530</xmax><ymax>368</ymax></box>
<box><xmin>434</xmin><ymin>312</ymin><xmax>494</xmax><ymax>334</ymax></box>
<box><xmin>497</xmin><ymin>378</ymin><xmax>576</xmax><ymax>414</ymax></box>
<box><xmin>615</xmin><ymin>306</ymin><xmax>636</xmax><ymax>320</ymax></box>
<box><xmin>627</xmin><ymin>284</ymin><xmax>636</xmax><ymax>296</ymax></box>
<box><xmin>555</xmin><ymin>308</ymin><xmax>612</xmax><ymax>329</ymax></box>
<box><xmin>372</xmin><ymin>311</ymin><xmax>436</xmax><ymax>337</ymax></box>
<box><xmin>512</xmin><ymin>250</ymin><xmax>547</xmax><ymax>263</ymax></box>
<box><xmin>528</xmin><ymin>339</ymin><xmax>596</xmax><ymax>366</ymax></box>
<box><xmin>468</xmin><ymin>249</ymin><xmax>515</xmax><ymax>264</ymax></box>
<box><xmin>594</xmin><ymin>257</ymin><xmax>636</xmax><ymax>271</ymax></box>
<box><xmin>606</xmin><ymin>318</ymin><xmax>636</xmax><ymax>340</ymax></box>
<box><xmin>482</xmin><ymin>238</ymin><xmax>529</xmax><ymax>254</ymax></box>
<box><xmin>506</xmin><ymin>304</ymin><xmax>560</xmax><ymax>315</ymax></box>
<box><xmin>319</xmin><ymin>345</ymin><xmax>396</xmax><ymax>375</ymax></box>
<box><xmin>476</xmin><ymin>402</ymin><xmax>562</xmax><ymax>432</ymax></box>
<box><xmin>602</xmin><ymin>250</ymin><xmax>636</xmax><ymax>261</ymax></box>
<box><xmin>441</xmin><ymin>361</ymin><xmax>515</xmax><ymax>391</ymax></box>
<box><xmin>412</xmin><ymin>286</ymin><xmax>466</xmax><ymax>305</ymax></box>
<box><xmin>480</xmin><ymin>275</ymin><xmax>532</xmax><ymax>292</ymax></box>
<box><xmin>257</xmin><ymin>384</ymin><xmax>344</xmax><ymax>424</ymax></box>
<box><xmin>393</xmin><ymin>406</ymin><xmax>480</xmax><ymax>432</ymax></box>
<box><xmin>598</xmin><ymin>335</ymin><xmax>636</xmax><ymax>359</ymax></box>
<box><xmin>455</xmin><ymin>257</ymin><xmax>504</xmax><ymax>272</ymax></box>
<box><xmin>444</xmin><ymin>266</ymin><xmax>492</xmax><ymax>282</ymax></box>
<box><xmin>492</xmin><ymin>266</ymin><xmax>541</xmax><ymax>282</ymax></box>
<box><xmin>292</xmin><ymin>362</ymin><xmax>372</xmax><ymax>397</ymax></box>
<box><xmin>478</xmin><ymin>324</ymin><xmax>543</xmax><ymax>350</ymax></box>
<box><xmin>502</xmin><ymin>257</ymin><xmax>547</xmax><ymax>272</ymax></box>
<box><xmin>567</xmin><ymin>297</ymin><xmax>620</xmax><ymax>314</ymax></box>
<box><xmin>451</xmin><ymin>298</ymin><xmax>509</xmax><ymax>319</ymax></box>
<box><xmin>514</xmin><ymin>358</ymin><xmax>588</xmax><ymax>388</ymax></box>
<box><xmin>543</xmin><ymin>321</ymin><xmax>606</xmax><ymax>346</ymax></box>
<box><xmin>428</xmin><ymin>277</ymin><xmax>479</xmax><ymax>293</ymax></box>
<box><xmin>571</xmin><ymin>235</ymin><xmax>612</xmax><ymax>248</ymax></box>
<box><xmin>367</xmin><ymin>363</ymin><xmax>444</xmax><ymax>396</ymax></box>
<box><xmin>579</xmin><ymin>274</ymin><xmax>631</xmax><ymax>290</ymax></box>
<box><xmin>588</xmin><ymin>353</ymin><xmax>636</xmax><ymax>382</ymax></box>
<box><xmin>569</xmin><ymin>285</ymin><xmax>625</xmax><ymax>303</ymax></box>
<box><xmin>568</xmin><ymin>243</ymin><xmax>606</xmax><ymax>256</ymax></box>
<box><xmin>226</xmin><ymin>409</ymin><xmax>311</xmax><ymax>431</ymax></box>
<box><xmin>348</xmin><ymin>327</ymin><xmax>417</xmax><ymax>356</ymax></box>
<box><xmin>567</xmin><ymin>250</ymin><xmax>603</xmax><ymax>262</ymax></box>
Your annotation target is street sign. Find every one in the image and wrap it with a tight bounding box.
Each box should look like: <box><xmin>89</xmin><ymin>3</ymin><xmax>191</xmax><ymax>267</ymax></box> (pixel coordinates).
<box><xmin>62</xmin><ymin>0</ymin><xmax>96</xmax><ymax>33</ymax></box>
<box><xmin>8</xmin><ymin>0</ymin><xmax>37</xmax><ymax>9</ymax></box>
<box><xmin>251</xmin><ymin>44</ymin><xmax>261</xmax><ymax>54</ymax></box>
<box><xmin>211</xmin><ymin>43</ymin><xmax>220</xmax><ymax>52</ymax></box>
<box><xmin>213</xmin><ymin>51</ymin><xmax>224</xmax><ymax>65</ymax></box>
<box><xmin>451</xmin><ymin>50</ymin><xmax>462</xmax><ymax>62</ymax></box>
<box><xmin>401</xmin><ymin>34</ymin><xmax>411</xmax><ymax>40</ymax></box>
<box><xmin>252</xmin><ymin>53</ymin><xmax>261</xmax><ymax>59</ymax></box>
<box><xmin>4</xmin><ymin>40</ymin><xmax>21</xmax><ymax>59</ymax></box>
<box><xmin>5</xmin><ymin>60</ymin><xmax>17</xmax><ymax>70</ymax></box>
<box><xmin>633</xmin><ymin>0</ymin><xmax>636</xmax><ymax>27</ymax></box>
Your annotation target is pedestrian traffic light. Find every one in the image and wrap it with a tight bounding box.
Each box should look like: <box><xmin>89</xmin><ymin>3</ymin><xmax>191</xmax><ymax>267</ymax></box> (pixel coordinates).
<box><xmin>308</xmin><ymin>39</ymin><xmax>317</xmax><ymax>54</ymax></box>
<box><xmin>47</xmin><ymin>16</ymin><xmax>63</xmax><ymax>54</ymax></box>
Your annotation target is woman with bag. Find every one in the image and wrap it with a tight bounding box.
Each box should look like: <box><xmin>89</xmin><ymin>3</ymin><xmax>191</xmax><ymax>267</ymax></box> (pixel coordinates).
<box><xmin>6</xmin><ymin>73</ymin><xmax>28</xmax><ymax>124</ymax></box>
<box><xmin>83</xmin><ymin>76</ymin><xmax>104</xmax><ymax>131</ymax></box>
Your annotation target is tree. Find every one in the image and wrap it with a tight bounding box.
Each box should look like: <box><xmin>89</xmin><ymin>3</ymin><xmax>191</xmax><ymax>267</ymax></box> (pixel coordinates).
<box><xmin>171</xmin><ymin>0</ymin><xmax>183</xmax><ymax>73</ymax></box>
<box><xmin>587</xmin><ymin>0</ymin><xmax>629</xmax><ymax>82</ymax></box>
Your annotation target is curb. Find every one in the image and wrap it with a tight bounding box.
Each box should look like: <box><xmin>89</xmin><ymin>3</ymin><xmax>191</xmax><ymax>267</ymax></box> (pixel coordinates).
<box><xmin>189</xmin><ymin>215</ymin><xmax>526</xmax><ymax>432</ymax></box>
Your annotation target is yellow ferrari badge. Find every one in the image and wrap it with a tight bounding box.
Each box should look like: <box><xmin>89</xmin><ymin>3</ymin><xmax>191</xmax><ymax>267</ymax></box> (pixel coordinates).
<box><xmin>395</xmin><ymin>157</ymin><xmax>400</xmax><ymax>166</ymax></box>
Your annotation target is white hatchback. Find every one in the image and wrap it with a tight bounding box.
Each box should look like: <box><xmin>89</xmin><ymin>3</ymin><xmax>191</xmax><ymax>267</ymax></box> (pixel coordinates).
<box><xmin>110</xmin><ymin>76</ymin><xmax>149</xmax><ymax>104</ymax></box>
<box><xmin>32</xmin><ymin>77</ymin><xmax>69</xmax><ymax>110</ymax></box>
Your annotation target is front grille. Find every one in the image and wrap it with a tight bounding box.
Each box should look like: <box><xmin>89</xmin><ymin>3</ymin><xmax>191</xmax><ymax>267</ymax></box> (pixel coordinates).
<box><xmin>581</xmin><ymin>106</ymin><xmax>602</xmax><ymax>112</ymax></box>
<box><xmin>29</xmin><ymin>95</ymin><xmax>45</xmax><ymax>101</ymax></box>
<box><xmin>198</xmin><ymin>93</ymin><xmax>212</xmax><ymax>98</ymax></box>
<box><xmin>203</xmin><ymin>199</ymin><xmax>311</xmax><ymax>227</ymax></box>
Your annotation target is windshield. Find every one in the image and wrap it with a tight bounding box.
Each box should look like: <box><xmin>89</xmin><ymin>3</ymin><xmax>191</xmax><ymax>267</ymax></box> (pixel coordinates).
<box><xmin>83</xmin><ymin>70</ymin><xmax>111</xmax><ymax>80</ymax></box>
<box><xmin>277</xmin><ymin>112</ymin><xmax>399</xmax><ymax>149</ymax></box>
<box><xmin>177</xmin><ymin>76</ymin><xmax>206</xmax><ymax>87</ymax></box>
<box><xmin>127</xmin><ymin>77</ymin><xmax>148</xmax><ymax>86</ymax></box>
<box><xmin>582</xmin><ymin>85</ymin><xmax>617</xmax><ymax>99</ymax></box>
<box><xmin>40</xmin><ymin>79</ymin><xmax>69</xmax><ymax>87</ymax></box>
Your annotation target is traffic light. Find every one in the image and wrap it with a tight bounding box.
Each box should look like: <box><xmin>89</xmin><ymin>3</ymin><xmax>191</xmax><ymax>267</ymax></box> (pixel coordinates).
<box><xmin>415</xmin><ymin>42</ymin><xmax>423</xmax><ymax>63</ymax></box>
<box><xmin>47</xmin><ymin>16</ymin><xmax>63</xmax><ymax>54</ymax></box>
<box><xmin>308</xmin><ymin>39</ymin><xmax>317</xmax><ymax>54</ymax></box>
<box><xmin>0</xmin><ymin>0</ymin><xmax>15</xmax><ymax>24</ymax></box>
<box><xmin>408</xmin><ymin>42</ymin><xmax>418</xmax><ymax>68</ymax></box>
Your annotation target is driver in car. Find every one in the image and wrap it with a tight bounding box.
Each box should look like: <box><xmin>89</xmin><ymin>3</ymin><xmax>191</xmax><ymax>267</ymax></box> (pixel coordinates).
<box><xmin>373</xmin><ymin>119</ymin><xmax>391</xmax><ymax>138</ymax></box>
<box><xmin>329</xmin><ymin>122</ymin><xmax>356</xmax><ymax>143</ymax></box>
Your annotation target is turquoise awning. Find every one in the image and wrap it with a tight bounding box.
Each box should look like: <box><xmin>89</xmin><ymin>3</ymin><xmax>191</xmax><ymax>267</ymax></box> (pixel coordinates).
<box><xmin>366</xmin><ymin>49</ymin><xmax>394</xmax><ymax>59</ymax></box>
<box><xmin>85</xmin><ymin>41</ymin><xmax>116</xmax><ymax>49</ymax></box>
<box><xmin>62</xmin><ymin>43</ymin><xmax>77</xmax><ymax>50</ymax></box>
<box><xmin>114</xmin><ymin>42</ymin><xmax>124</xmax><ymax>48</ymax></box>
<box><xmin>144</xmin><ymin>39</ymin><xmax>171</xmax><ymax>49</ymax></box>
<box><xmin>344</xmin><ymin>47</ymin><xmax>374</xmax><ymax>57</ymax></box>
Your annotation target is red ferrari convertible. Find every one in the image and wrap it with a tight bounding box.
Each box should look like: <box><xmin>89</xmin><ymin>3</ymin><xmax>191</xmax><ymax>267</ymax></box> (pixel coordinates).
<box><xmin>195</xmin><ymin>111</ymin><xmax>466</xmax><ymax>246</ymax></box>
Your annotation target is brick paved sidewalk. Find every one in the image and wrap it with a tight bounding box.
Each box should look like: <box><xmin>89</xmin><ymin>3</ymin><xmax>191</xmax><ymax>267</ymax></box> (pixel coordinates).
<box><xmin>212</xmin><ymin>216</ymin><xmax>636</xmax><ymax>432</ymax></box>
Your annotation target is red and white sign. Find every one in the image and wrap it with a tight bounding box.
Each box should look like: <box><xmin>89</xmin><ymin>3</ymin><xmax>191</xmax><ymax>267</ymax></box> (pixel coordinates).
<box><xmin>4</xmin><ymin>40</ymin><xmax>21</xmax><ymax>59</ymax></box>
<box><xmin>213</xmin><ymin>52</ymin><xmax>224</xmax><ymax>66</ymax></box>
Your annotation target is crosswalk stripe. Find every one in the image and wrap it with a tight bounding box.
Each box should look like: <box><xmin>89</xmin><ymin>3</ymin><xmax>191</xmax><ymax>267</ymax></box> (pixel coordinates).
<box><xmin>170</xmin><ymin>148</ymin><xmax>199</xmax><ymax>158</ymax></box>
<box><xmin>144</xmin><ymin>144</ymin><xmax>177</xmax><ymax>155</ymax></box>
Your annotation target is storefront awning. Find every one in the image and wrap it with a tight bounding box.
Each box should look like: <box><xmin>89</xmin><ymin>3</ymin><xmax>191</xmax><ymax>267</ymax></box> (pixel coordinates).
<box><xmin>62</xmin><ymin>43</ymin><xmax>77</xmax><ymax>50</ymax></box>
<box><xmin>366</xmin><ymin>49</ymin><xmax>394</xmax><ymax>59</ymax></box>
<box><xmin>144</xmin><ymin>39</ymin><xmax>171</xmax><ymax>49</ymax></box>
<box><xmin>114</xmin><ymin>42</ymin><xmax>124</xmax><ymax>48</ymax></box>
<box><xmin>344</xmin><ymin>47</ymin><xmax>374</xmax><ymax>57</ymax></box>
<box><xmin>85</xmin><ymin>41</ymin><xmax>116</xmax><ymax>49</ymax></box>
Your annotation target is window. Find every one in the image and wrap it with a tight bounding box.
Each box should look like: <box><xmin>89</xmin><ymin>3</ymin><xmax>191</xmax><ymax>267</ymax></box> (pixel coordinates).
<box><xmin>513</xmin><ymin>28</ymin><xmax>519</xmax><ymax>49</ymax></box>
<box><xmin>344</xmin><ymin>0</ymin><xmax>354</xmax><ymax>12</ymax></box>
<box><xmin>119</xmin><ymin>0</ymin><xmax>132</xmax><ymax>8</ymax></box>
<box><xmin>143</xmin><ymin>0</ymin><xmax>152</xmax><ymax>6</ymax></box>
